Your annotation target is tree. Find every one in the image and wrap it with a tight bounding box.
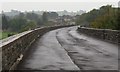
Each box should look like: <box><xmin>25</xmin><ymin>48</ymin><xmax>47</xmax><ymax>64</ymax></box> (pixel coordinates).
<box><xmin>116</xmin><ymin>8</ymin><xmax>120</xmax><ymax>30</ymax></box>
<box><xmin>47</xmin><ymin>12</ymin><xmax>58</xmax><ymax>19</ymax></box>
<box><xmin>9</xmin><ymin>18</ymin><xmax>27</xmax><ymax>32</ymax></box>
<box><xmin>37</xmin><ymin>18</ymin><xmax>43</xmax><ymax>26</ymax></box>
<box><xmin>22</xmin><ymin>20</ymin><xmax>37</xmax><ymax>31</ymax></box>
<box><xmin>2</xmin><ymin>14</ymin><xmax>9</xmax><ymax>30</ymax></box>
<box><xmin>42</xmin><ymin>12</ymin><xmax>48</xmax><ymax>23</ymax></box>
<box><xmin>19</xmin><ymin>13</ymin><xmax>25</xmax><ymax>18</ymax></box>
<box><xmin>90</xmin><ymin>6</ymin><xmax>119</xmax><ymax>30</ymax></box>
<box><xmin>76</xmin><ymin>5</ymin><xmax>119</xmax><ymax>30</ymax></box>
<box><xmin>26</xmin><ymin>12</ymin><xmax>39</xmax><ymax>21</ymax></box>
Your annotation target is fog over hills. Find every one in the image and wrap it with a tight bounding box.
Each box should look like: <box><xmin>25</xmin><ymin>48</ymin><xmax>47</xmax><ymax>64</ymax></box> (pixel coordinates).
<box><xmin>2</xmin><ymin>10</ymin><xmax>86</xmax><ymax>17</ymax></box>
<box><xmin>56</xmin><ymin>10</ymin><xmax>85</xmax><ymax>16</ymax></box>
<box><xmin>119</xmin><ymin>1</ymin><xmax>120</xmax><ymax>7</ymax></box>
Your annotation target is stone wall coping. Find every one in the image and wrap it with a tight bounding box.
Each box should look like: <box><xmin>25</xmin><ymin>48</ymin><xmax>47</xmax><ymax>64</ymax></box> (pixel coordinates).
<box><xmin>0</xmin><ymin>30</ymin><xmax>33</xmax><ymax>48</ymax></box>
<box><xmin>0</xmin><ymin>25</ymin><xmax>69</xmax><ymax>48</ymax></box>
<box><xmin>0</xmin><ymin>25</ymin><xmax>75</xmax><ymax>71</ymax></box>
<box><xmin>80</xmin><ymin>27</ymin><xmax>120</xmax><ymax>32</ymax></box>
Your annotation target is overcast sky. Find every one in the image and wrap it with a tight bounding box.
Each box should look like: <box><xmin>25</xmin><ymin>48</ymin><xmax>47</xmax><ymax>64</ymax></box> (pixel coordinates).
<box><xmin>0</xmin><ymin>0</ymin><xmax>119</xmax><ymax>12</ymax></box>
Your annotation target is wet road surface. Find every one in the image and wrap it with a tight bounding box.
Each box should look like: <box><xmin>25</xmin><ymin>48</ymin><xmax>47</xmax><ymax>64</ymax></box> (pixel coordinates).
<box><xmin>17</xmin><ymin>26</ymin><xmax>118</xmax><ymax>70</ymax></box>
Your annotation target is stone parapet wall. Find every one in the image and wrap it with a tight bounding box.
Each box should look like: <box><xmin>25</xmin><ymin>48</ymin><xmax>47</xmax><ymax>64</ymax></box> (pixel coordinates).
<box><xmin>1</xmin><ymin>25</ymin><xmax>74</xmax><ymax>71</ymax></box>
<box><xmin>77</xmin><ymin>27</ymin><xmax>120</xmax><ymax>44</ymax></box>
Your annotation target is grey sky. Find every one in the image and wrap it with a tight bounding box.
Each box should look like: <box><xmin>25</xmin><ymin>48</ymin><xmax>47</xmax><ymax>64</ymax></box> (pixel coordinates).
<box><xmin>1</xmin><ymin>2</ymin><xmax>119</xmax><ymax>12</ymax></box>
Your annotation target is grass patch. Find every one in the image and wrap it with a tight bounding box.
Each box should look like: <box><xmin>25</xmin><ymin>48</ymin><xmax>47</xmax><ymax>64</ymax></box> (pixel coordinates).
<box><xmin>0</xmin><ymin>31</ymin><xmax>17</xmax><ymax>40</ymax></box>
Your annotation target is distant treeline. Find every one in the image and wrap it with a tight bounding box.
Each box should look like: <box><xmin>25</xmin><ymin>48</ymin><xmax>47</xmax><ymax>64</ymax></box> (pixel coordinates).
<box><xmin>76</xmin><ymin>5</ymin><xmax>120</xmax><ymax>30</ymax></box>
<box><xmin>2</xmin><ymin>11</ymin><xmax>58</xmax><ymax>32</ymax></box>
